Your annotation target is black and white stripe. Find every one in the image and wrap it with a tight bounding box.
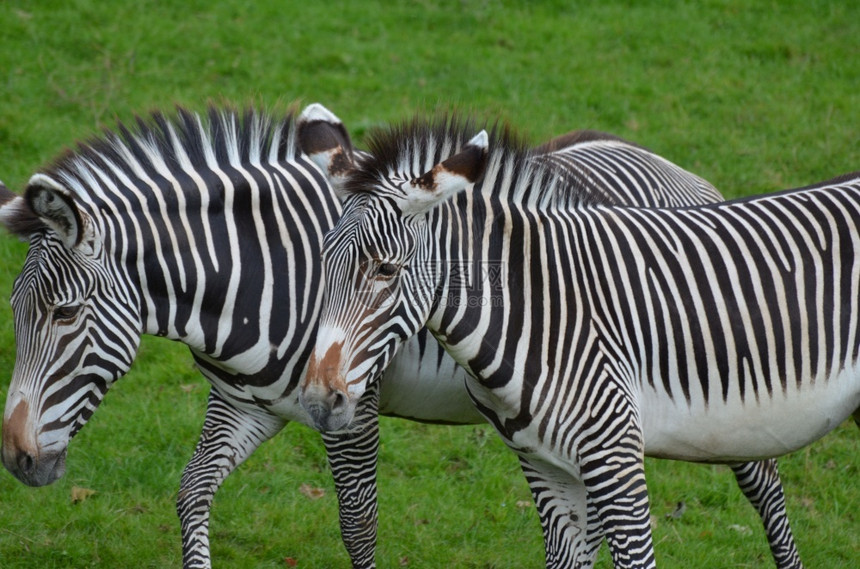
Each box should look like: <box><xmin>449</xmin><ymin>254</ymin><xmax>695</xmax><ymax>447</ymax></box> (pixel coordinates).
<box><xmin>0</xmin><ymin>106</ymin><xmax>802</xmax><ymax>569</ymax></box>
<box><xmin>301</xmin><ymin>114</ymin><xmax>857</xmax><ymax>568</ymax></box>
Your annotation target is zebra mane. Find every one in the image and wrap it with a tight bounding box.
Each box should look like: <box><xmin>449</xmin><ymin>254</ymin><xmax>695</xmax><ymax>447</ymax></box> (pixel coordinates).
<box><xmin>43</xmin><ymin>103</ymin><xmax>300</xmax><ymax>205</ymax></box>
<box><xmin>2</xmin><ymin>104</ymin><xmax>303</xmax><ymax>238</ymax></box>
<box><xmin>347</xmin><ymin>113</ymin><xmax>601</xmax><ymax>210</ymax></box>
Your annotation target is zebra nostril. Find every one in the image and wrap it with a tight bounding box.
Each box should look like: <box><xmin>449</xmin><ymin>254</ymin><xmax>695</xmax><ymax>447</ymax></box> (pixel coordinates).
<box><xmin>18</xmin><ymin>451</ymin><xmax>35</xmax><ymax>475</ymax></box>
<box><xmin>330</xmin><ymin>390</ymin><xmax>348</xmax><ymax>414</ymax></box>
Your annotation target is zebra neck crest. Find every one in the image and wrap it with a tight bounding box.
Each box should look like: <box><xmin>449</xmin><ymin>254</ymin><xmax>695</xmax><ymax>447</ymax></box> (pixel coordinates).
<box><xmin>19</xmin><ymin>105</ymin><xmax>302</xmax><ymax>220</ymax></box>
<box><xmin>345</xmin><ymin>113</ymin><xmax>603</xmax><ymax>212</ymax></box>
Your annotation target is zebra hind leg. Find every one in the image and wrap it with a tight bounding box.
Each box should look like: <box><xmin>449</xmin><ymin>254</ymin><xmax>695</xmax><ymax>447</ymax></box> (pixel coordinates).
<box><xmin>730</xmin><ymin>460</ymin><xmax>804</xmax><ymax>569</ymax></box>
<box><xmin>579</xmin><ymin>431</ymin><xmax>656</xmax><ymax>569</ymax></box>
<box><xmin>517</xmin><ymin>455</ymin><xmax>596</xmax><ymax>568</ymax></box>
<box><xmin>177</xmin><ymin>388</ymin><xmax>286</xmax><ymax>569</ymax></box>
<box><xmin>321</xmin><ymin>384</ymin><xmax>382</xmax><ymax>569</ymax></box>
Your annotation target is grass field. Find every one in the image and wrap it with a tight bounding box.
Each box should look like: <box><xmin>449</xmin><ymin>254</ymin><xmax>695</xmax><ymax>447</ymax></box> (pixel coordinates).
<box><xmin>0</xmin><ymin>0</ymin><xmax>858</xmax><ymax>567</ymax></box>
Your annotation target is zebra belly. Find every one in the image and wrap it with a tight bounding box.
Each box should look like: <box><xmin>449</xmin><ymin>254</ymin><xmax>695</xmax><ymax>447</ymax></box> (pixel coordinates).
<box><xmin>378</xmin><ymin>337</ymin><xmax>485</xmax><ymax>424</ymax></box>
<box><xmin>641</xmin><ymin>364</ymin><xmax>860</xmax><ymax>462</ymax></box>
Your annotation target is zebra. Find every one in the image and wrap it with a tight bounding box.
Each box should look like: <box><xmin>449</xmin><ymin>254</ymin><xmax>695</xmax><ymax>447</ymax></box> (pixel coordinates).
<box><xmin>0</xmin><ymin>104</ymin><xmax>798</xmax><ymax>569</ymax></box>
<box><xmin>298</xmin><ymin>112</ymin><xmax>860</xmax><ymax>568</ymax></box>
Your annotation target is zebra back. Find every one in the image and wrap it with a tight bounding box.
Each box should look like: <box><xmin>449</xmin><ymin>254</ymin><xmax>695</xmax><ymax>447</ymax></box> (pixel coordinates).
<box><xmin>533</xmin><ymin>130</ymin><xmax>722</xmax><ymax>207</ymax></box>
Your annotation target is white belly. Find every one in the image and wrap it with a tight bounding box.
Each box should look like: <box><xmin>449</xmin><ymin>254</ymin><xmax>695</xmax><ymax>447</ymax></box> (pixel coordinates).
<box><xmin>642</xmin><ymin>363</ymin><xmax>860</xmax><ymax>462</ymax></box>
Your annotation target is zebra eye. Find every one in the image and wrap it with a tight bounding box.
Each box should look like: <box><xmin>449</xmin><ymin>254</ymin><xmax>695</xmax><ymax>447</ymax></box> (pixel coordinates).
<box><xmin>376</xmin><ymin>262</ymin><xmax>400</xmax><ymax>279</ymax></box>
<box><xmin>53</xmin><ymin>304</ymin><xmax>83</xmax><ymax>321</ymax></box>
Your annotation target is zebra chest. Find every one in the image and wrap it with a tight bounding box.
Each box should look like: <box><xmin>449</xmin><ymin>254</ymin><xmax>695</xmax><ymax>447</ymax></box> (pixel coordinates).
<box><xmin>464</xmin><ymin>374</ymin><xmax>582</xmax><ymax>469</ymax></box>
<box><xmin>192</xmin><ymin>351</ymin><xmax>313</xmax><ymax>425</ymax></box>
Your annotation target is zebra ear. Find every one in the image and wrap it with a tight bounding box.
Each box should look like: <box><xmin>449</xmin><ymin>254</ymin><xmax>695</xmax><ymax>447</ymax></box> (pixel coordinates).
<box><xmin>401</xmin><ymin>130</ymin><xmax>489</xmax><ymax>215</ymax></box>
<box><xmin>0</xmin><ymin>182</ymin><xmax>46</xmax><ymax>239</ymax></box>
<box><xmin>298</xmin><ymin>103</ymin><xmax>356</xmax><ymax>199</ymax></box>
<box><xmin>25</xmin><ymin>174</ymin><xmax>99</xmax><ymax>254</ymax></box>
<box><xmin>0</xmin><ymin>180</ymin><xmax>14</xmax><ymax>216</ymax></box>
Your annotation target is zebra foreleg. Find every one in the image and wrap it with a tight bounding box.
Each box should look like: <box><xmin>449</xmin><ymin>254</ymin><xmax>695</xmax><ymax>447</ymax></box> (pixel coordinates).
<box><xmin>321</xmin><ymin>384</ymin><xmax>382</xmax><ymax>569</ymax></box>
<box><xmin>518</xmin><ymin>455</ymin><xmax>596</xmax><ymax>568</ymax></box>
<box><xmin>730</xmin><ymin>460</ymin><xmax>803</xmax><ymax>569</ymax></box>
<box><xmin>177</xmin><ymin>388</ymin><xmax>286</xmax><ymax>569</ymax></box>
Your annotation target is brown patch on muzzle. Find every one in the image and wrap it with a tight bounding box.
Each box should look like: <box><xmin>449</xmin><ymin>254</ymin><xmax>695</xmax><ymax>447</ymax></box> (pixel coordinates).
<box><xmin>305</xmin><ymin>341</ymin><xmax>348</xmax><ymax>393</ymax></box>
<box><xmin>2</xmin><ymin>399</ymin><xmax>33</xmax><ymax>451</ymax></box>
<box><xmin>2</xmin><ymin>399</ymin><xmax>36</xmax><ymax>468</ymax></box>
<box><xmin>301</xmin><ymin>341</ymin><xmax>357</xmax><ymax>432</ymax></box>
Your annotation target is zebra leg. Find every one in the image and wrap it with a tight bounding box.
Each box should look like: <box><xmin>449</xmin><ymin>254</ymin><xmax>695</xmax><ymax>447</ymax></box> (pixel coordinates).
<box><xmin>177</xmin><ymin>388</ymin><xmax>286</xmax><ymax>569</ymax></box>
<box><xmin>580</xmin><ymin>430</ymin><xmax>656</xmax><ymax>569</ymax></box>
<box><xmin>583</xmin><ymin>500</ymin><xmax>604</xmax><ymax>565</ymax></box>
<box><xmin>321</xmin><ymin>383</ymin><xmax>382</xmax><ymax>569</ymax></box>
<box><xmin>518</xmin><ymin>455</ymin><xmax>595</xmax><ymax>568</ymax></box>
<box><xmin>730</xmin><ymin>460</ymin><xmax>804</xmax><ymax>569</ymax></box>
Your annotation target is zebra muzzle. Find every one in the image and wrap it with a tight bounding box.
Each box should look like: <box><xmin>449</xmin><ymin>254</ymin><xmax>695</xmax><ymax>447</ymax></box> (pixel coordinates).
<box><xmin>1</xmin><ymin>444</ymin><xmax>68</xmax><ymax>487</ymax></box>
<box><xmin>1</xmin><ymin>400</ymin><xmax>68</xmax><ymax>486</ymax></box>
<box><xmin>299</xmin><ymin>383</ymin><xmax>353</xmax><ymax>432</ymax></box>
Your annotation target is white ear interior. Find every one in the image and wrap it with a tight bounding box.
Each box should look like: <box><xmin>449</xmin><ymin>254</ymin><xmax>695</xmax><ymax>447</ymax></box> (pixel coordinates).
<box><xmin>299</xmin><ymin>103</ymin><xmax>342</xmax><ymax>125</ymax></box>
<box><xmin>466</xmin><ymin>130</ymin><xmax>489</xmax><ymax>150</ymax></box>
<box><xmin>398</xmin><ymin>130</ymin><xmax>490</xmax><ymax>215</ymax></box>
<box><xmin>26</xmin><ymin>174</ymin><xmax>95</xmax><ymax>251</ymax></box>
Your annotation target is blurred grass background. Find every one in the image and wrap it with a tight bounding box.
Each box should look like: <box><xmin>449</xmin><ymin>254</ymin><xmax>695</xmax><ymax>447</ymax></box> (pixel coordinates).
<box><xmin>0</xmin><ymin>0</ymin><xmax>857</xmax><ymax>567</ymax></box>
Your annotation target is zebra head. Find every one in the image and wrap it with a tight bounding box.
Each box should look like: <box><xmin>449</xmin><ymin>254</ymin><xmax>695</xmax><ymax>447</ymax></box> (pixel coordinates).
<box><xmin>297</xmin><ymin>110</ymin><xmax>489</xmax><ymax>431</ymax></box>
<box><xmin>1</xmin><ymin>176</ymin><xmax>141</xmax><ymax>486</ymax></box>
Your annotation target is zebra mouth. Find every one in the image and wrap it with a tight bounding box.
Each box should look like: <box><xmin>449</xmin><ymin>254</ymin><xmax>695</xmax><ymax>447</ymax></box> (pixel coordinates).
<box><xmin>2</xmin><ymin>446</ymin><xmax>68</xmax><ymax>487</ymax></box>
<box><xmin>299</xmin><ymin>388</ymin><xmax>356</xmax><ymax>433</ymax></box>
<box><xmin>304</xmin><ymin>400</ymin><xmax>356</xmax><ymax>433</ymax></box>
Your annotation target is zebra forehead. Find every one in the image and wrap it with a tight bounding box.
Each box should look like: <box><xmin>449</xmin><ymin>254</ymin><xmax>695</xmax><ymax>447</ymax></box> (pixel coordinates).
<box><xmin>12</xmin><ymin>237</ymin><xmax>93</xmax><ymax>299</ymax></box>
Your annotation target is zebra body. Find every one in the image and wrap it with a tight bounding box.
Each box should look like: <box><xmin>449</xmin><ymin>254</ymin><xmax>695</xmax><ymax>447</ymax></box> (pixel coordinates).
<box><xmin>593</xmin><ymin>193</ymin><xmax>860</xmax><ymax>462</ymax></box>
<box><xmin>299</xmin><ymin>114</ymin><xmax>857</xmax><ymax>568</ymax></box>
<box><xmin>0</xmin><ymin>105</ymin><xmax>797</xmax><ymax>569</ymax></box>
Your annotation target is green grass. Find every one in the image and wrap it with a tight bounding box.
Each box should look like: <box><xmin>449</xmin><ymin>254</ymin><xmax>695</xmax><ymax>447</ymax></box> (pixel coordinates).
<box><xmin>0</xmin><ymin>0</ymin><xmax>858</xmax><ymax>567</ymax></box>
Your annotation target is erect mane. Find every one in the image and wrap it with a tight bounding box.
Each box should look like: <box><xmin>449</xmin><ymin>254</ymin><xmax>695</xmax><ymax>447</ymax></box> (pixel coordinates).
<box><xmin>0</xmin><ymin>103</ymin><xmax>305</xmax><ymax>239</ymax></box>
<box><xmin>345</xmin><ymin>113</ymin><xmax>600</xmax><ymax>209</ymax></box>
<box><xmin>42</xmin><ymin>103</ymin><xmax>302</xmax><ymax>201</ymax></box>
